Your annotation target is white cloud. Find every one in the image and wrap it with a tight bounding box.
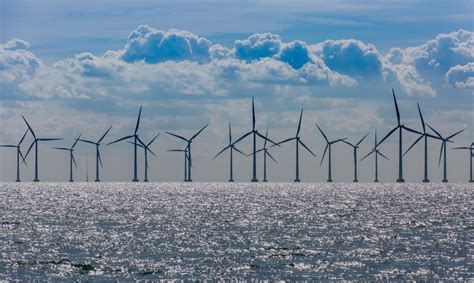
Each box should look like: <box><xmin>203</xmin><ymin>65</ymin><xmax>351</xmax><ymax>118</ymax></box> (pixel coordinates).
<box><xmin>0</xmin><ymin>39</ymin><xmax>43</xmax><ymax>86</ymax></box>
<box><xmin>445</xmin><ymin>63</ymin><xmax>474</xmax><ymax>89</ymax></box>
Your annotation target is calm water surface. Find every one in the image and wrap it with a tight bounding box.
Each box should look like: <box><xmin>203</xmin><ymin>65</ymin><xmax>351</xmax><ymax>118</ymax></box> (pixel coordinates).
<box><xmin>0</xmin><ymin>183</ymin><xmax>473</xmax><ymax>280</ymax></box>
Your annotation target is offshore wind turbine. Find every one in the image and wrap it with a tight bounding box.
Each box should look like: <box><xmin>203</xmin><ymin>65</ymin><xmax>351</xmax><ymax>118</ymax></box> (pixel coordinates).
<box><xmin>402</xmin><ymin>103</ymin><xmax>441</xmax><ymax>182</ymax></box>
<box><xmin>213</xmin><ymin>122</ymin><xmax>246</xmax><ymax>182</ymax></box>
<box><xmin>316</xmin><ymin>124</ymin><xmax>346</xmax><ymax>182</ymax></box>
<box><xmin>108</xmin><ymin>106</ymin><xmax>145</xmax><ymax>182</ymax></box>
<box><xmin>426</xmin><ymin>124</ymin><xmax>464</xmax><ymax>183</ymax></box>
<box><xmin>361</xmin><ymin>130</ymin><xmax>389</xmax><ymax>182</ymax></box>
<box><xmin>231</xmin><ymin>97</ymin><xmax>278</xmax><ymax>182</ymax></box>
<box><xmin>376</xmin><ymin>89</ymin><xmax>422</xmax><ymax>182</ymax></box>
<box><xmin>53</xmin><ymin>134</ymin><xmax>82</xmax><ymax>182</ymax></box>
<box><xmin>168</xmin><ymin>148</ymin><xmax>189</xmax><ymax>182</ymax></box>
<box><xmin>273</xmin><ymin>109</ymin><xmax>316</xmax><ymax>182</ymax></box>
<box><xmin>166</xmin><ymin>124</ymin><xmax>208</xmax><ymax>182</ymax></box>
<box><xmin>0</xmin><ymin>129</ymin><xmax>29</xmax><ymax>182</ymax></box>
<box><xmin>453</xmin><ymin>143</ymin><xmax>474</xmax><ymax>182</ymax></box>
<box><xmin>23</xmin><ymin>115</ymin><xmax>63</xmax><ymax>182</ymax></box>
<box><xmin>128</xmin><ymin>133</ymin><xmax>159</xmax><ymax>182</ymax></box>
<box><xmin>342</xmin><ymin>133</ymin><xmax>369</xmax><ymax>182</ymax></box>
<box><xmin>248</xmin><ymin>129</ymin><xmax>277</xmax><ymax>182</ymax></box>
<box><xmin>76</xmin><ymin>126</ymin><xmax>112</xmax><ymax>182</ymax></box>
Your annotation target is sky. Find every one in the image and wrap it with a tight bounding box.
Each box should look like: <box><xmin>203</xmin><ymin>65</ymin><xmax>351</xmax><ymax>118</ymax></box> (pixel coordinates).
<box><xmin>0</xmin><ymin>0</ymin><xmax>473</xmax><ymax>182</ymax></box>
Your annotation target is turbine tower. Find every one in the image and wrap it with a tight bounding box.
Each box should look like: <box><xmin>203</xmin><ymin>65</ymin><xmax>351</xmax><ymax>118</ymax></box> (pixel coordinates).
<box><xmin>108</xmin><ymin>106</ymin><xmax>145</xmax><ymax>182</ymax></box>
<box><xmin>316</xmin><ymin>123</ymin><xmax>346</xmax><ymax>182</ymax></box>
<box><xmin>453</xmin><ymin>143</ymin><xmax>474</xmax><ymax>182</ymax></box>
<box><xmin>128</xmin><ymin>133</ymin><xmax>159</xmax><ymax>182</ymax></box>
<box><xmin>76</xmin><ymin>126</ymin><xmax>112</xmax><ymax>182</ymax></box>
<box><xmin>342</xmin><ymin>133</ymin><xmax>369</xmax><ymax>182</ymax></box>
<box><xmin>53</xmin><ymin>134</ymin><xmax>82</xmax><ymax>182</ymax></box>
<box><xmin>361</xmin><ymin>130</ymin><xmax>389</xmax><ymax>182</ymax></box>
<box><xmin>0</xmin><ymin>130</ymin><xmax>29</xmax><ymax>182</ymax></box>
<box><xmin>274</xmin><ymin>109</ymin><xmax>316</xmax><ymax>182</ymax></box>
<box><xmin>248</xmin><ymin>129</ymin><xmax>277</xmax><ymax>182</ymax></box>
<box><xmin>232</xmin><ymin>97</ymin><xmax>278</xmax><ymax>182</ymax></box>
<box><xmin>426</xmin><ymin>124</ymin><xmax>464</xmax><ymax>183</ymax></box>
<box><xmin>402</xmin><ymin>103</ymin><xmax>441</xmax><ymax>182</ymax></box>
<box><xmin>376</xmin><ymin>89</ymin><xmax>422</xmax><ymax>182</ymax></box>
<box><xmin>23</xmin><ymin>115</ymin><xmax>63</xmax><ymax>182</ymax></box>
<box><xmin>168</xmin><ymin>148</ymin><xmax>189</xmax><ymax>182</ymax></box>
<box><xmin>166</xmin><ymin>124</ymin><xmax>208</xmax><ymax>182</ymax></box>
<box><xmin>213</xmin><ymin>122</ymin><xmax>246</xmax><ymax>182</ymax></box>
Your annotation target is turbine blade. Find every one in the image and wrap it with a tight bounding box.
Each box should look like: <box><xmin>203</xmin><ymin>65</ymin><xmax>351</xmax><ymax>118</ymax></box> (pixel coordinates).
<box><xmin>165</xmin><ymin>131</ymin><xmax>189</xmax><ymax>142</ymax></box>
<box><xmin>299</xmin><ymin>140</ymin><xmax>316</xmax><ymax>157</ymax></box>
<box><xmin>147</xmin><ymin>133</ymin><xmax>160</xmax><ymax>146</ymax></box>
<box><xmin>22</xmin><ymin>115</ymin><xmax>36</xmax><ymax>138</ymax></box>
<box><xmin>77</xmin><ymin>139</ymin><xmax>96</xmax><ymax>145</ymax></box>
<box><xmin>256</xmin><ymin>131</ymin><xmax>278</xmax><ymax>146</ymax></box>
<box><xmin>360</xmin><ymin>149</ymin><xmax>375</xmax><ymax>161</ymax></box>
<box><xmin>18</xmin><ymin>129</ymin><xmax>29</xmax><ymax>146</ymax></box>
<box><xmin>378</xmin><ymin>151</ymin><xmax>390</xmax><ymax>160</ymax></box>
<box><xmin>247</xmin><ymin>148</ymin><xmax>265</xmax><ymax>156</ymax></box>
<box><xmin>438</xmin><ymin>142</ymin><xmax>444</xmax><ymax>167</ymax></box>
<box><xmin>417</xmin><ymin>103</ymin><xmax>426</xmax><ymax>133</ymax></box>
<box><xmin>127</xmin><ymin>140</ymin><xmax>144</xmax><ymax>148</ymax></box>
<box><xmin>168</xmin><ymin>149</ymin><xmax>186</xmax><ymax>152</ymax></box>
<box><xmin>98</xmin><ymin>125</ymin><xmax>112</xmax><ymax>143</ymax></box>
<box><xmin>267</xmin><ymin>151</ymin><xmax>277</xmax><ymax>163</ymax></box>
<box><xmin>38</xmin><ymin>138</ymin><xmax>63</xmax><ymax>141</ymax></box>
<box><xmin>98</xmin><ymin>150</ymin><xmax>103</xmax><ymax>168</ymax></box>
<box><xmin>0</xmin><ymin>145</ymin><xmax>17</xmax><ymax>147</ymax></box>
<box><xmin>342</xmin><ymin>140</ymin><xmax>354</xmax><ymax>147</ymax></box>
<box><xmin>402</xmin><ymin>126</ymin><xmax>422</xmax><ymax>136</ymax></box>
<box><xmin>315</xmin><ymin>123</ymin><xmax>328</xmax><ymax>142</ymax></box>
<box><xmin>272</xmin><ymin>137</ymin><xmax>296</xmax><ymax>147</ymax></box>
<box><xmin>263</xmin><ymin>128</ymin><xmax>269</xmax><ymax>148</ymax></box>
<box><xmin>296</xmin><ymin>109</ymin><xmax>303</xmax><ymax>136</ymax></box>
<box><xmin>191</xmin><ymin>123</ymin><xmax>208</xmax><ymax>140</ymax></box>
<box><xmin>447</xmin><ymin>129</ymin><xmax>464</xmax><ymax>140</ymax></box>
<box><xmin>252</xmin><ymin>97</ymin><xmax>255</xmax><ymax>130</ymax></box>
<box><xmin>107</xmin><ymin>135</ymin><xmax>134</xmax><ymax>145</ymax></box>
<box><xmin>233</xmin><ymin>146</ymin><xmax>246</xmax><ymax>156</ymax></box>
<box><xmin>452</xmin><ymin>147</ymin><xmax>470</xmax><ymax>149</ymax></box>
<box><xmin>134</xmin><ymin>106</ymin><xmax>142</xmax><ymax>135</ymax></box>
<box><xmin>213</xmin><ymin>145</ymin><xmax>231</xmax><ymax>159</ymax></box>
<box><xmin>332</xmin><ymin>138</ymin><xmax>347</xmax><ymax>144</ymax></box>
<box><xmin>232</xmin><ymin>131</ymin><xmax>252</xmax><ymax>146</ymax></box>
<box><xmin>376</xmin><ymin>126</ymin><xmax>398</xmax><ymax>147</ymax></box>
<box><xmin>19</xmin><ymin>150</ymin><xmax>27</xmax><ymax>166</ymax></box>
<box><xmin>72</xmin><ymin>153</ymin><xmax>78</xmax><ymax>169</ymax></box>
<box><xmin>392</xmin><ymin>88</ymin><xmax>401</xmax><ymax>126</ymax></box>
<box><xmin>72</xmin><ymin>133</ymin><xmax>82</xmax><ymax>149</ymax></box>
<box><xmin>356</xmin><ymin>133</ymin><xmax>369</xmax><ymax>146</ymax></box>
<box><xmin>426</xmin><ymin>123</ymin><xmax>442</xmax><ymax>139</ymax></box>
<box><xmin>320</xmin><ymin>144</ymin><xmax>328</xmax><ymax>166</ymax></box>
<box><xmin>52</xmin><ymin>147</ymin><xmax>70</xmax><ymax>151</ymax></box>
<box><xmin>403</xmin><ymin>135</ymin><xmax>423</xmax><ymax>156</ymax></box>
<box><xmin>228</xmin><ymin>121</ymin><xmax>232</xmax><ymax>144</ymax></box>
<box><xmin>25</xmin><ymin>141</ymin><xmax>35</xmax><ymax>159</ymax></box>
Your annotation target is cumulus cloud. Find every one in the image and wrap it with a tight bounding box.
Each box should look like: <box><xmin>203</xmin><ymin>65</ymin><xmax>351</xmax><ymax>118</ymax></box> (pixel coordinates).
<box><xmin>0</xmin><ymin>39</ymin><xmax>43</xmax><ymax>85</ymax></box>
<box><xmin>445</xmin><ymin>63</ymin><xmax>474</xmax><ymax>89</ymax></box>
<box><xmin>234</xmin><ymin>33</ymin><xmax>282</xmax><ymax>61</ymax></box>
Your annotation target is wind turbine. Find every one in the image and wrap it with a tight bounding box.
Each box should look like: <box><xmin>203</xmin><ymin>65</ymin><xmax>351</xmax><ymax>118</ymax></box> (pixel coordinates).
<box><xmin>402</xmin><ymin>103</ymin><xmax>442</xmax><ymax>182</ymax></box>
<box><xmin>248</xmin><ymin>129</ymin><xmax>277</xmax><ymax>182</ymax></box>
<box><xmin>316</xmin><ymin>123</ymin><xmax>346</xmax><ymax>182</ymax></box>
<box><xmin>23</xmin><ymin>115</ymin><xmax>63</xmax><ymax>182</ymax></box>
<box><xmin>426</xmin><ymin>124</ymin><xmax>464</xmax><ymax>183</ymax></box>
<box><xmin>0</xmin><ymin>129</ymin><xmax>28</xmax><ymax>182</ymax></box>
<box><xmin>127</xmin><ymin>133</ymin><xmax>159</xmax><ymax>182</ymax></box>
<box><xmin>107</xmin><ymin>106</ymin><xmax>145</xmax><ymax>182</ymax></box>
<box><xmin>52</xmin><ymin>134</ymin><xmax>82</xmax><ymax>182</ymax></box>
<box><xmin>76</xmin><ymin>126</ymin><xmax>112</xmax><ymax>182</ymax></box>
<box><xmin>361</xmin><ymin>130</ymin><xmax>389</xmax><ymax>182</ymax></box>
<box><xmin>166</xmin><ymin>124</ymin><xmax>208</xmax><ymax>182</ymax></box>
<box><xmin>231</xmin><ymin>97</ymin><xmax>278</xmax><ymax>182</ymax></box>
<box><xmin>452</xmin><ymin>142</ymin><xmax>474</xmax><ymax>182</ymax></box>
<box><xmin>213</xmin><ymin>122</ymin><xmax>246</xmax><ymax>182</ymax></box>
<box><xmin>342</xmin><ymin>133</ymin><xmax>369</xmax><ymax>182</ymax></box>
<box><xmin>168</xmin><ymin>148</ymin><xmax>189</xmax><ymax>182</ymax></box>
<box><xmin>376</xmin><ymin>89</ymin><xmax>422</xmax><ymax>182</ymax></box>
<box><xmin>273</xmin><ymin>109</ymin><xmax>316</xmax><ymax>182</ymax></box>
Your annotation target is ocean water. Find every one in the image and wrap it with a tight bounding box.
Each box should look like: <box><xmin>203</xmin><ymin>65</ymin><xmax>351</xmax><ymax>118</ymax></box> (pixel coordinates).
<box><xmin>0</xmin><ymin>182</ymin><xmax>472</xmax><ymax>280</ymax></box>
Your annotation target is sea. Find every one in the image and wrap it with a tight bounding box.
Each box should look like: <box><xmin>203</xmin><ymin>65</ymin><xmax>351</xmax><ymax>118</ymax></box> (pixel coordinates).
<box><xmin>0</xmin><ymin>182</ymin><xmax>472</xmax><ymax>280</ymax></box>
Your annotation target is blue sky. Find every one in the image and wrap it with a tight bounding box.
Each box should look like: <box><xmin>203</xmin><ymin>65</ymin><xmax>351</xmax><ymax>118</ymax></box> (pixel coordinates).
<box><xmin>0</xmin><ymin>0</ymin><xmax>473</xmax><ymax>182</ymax></box>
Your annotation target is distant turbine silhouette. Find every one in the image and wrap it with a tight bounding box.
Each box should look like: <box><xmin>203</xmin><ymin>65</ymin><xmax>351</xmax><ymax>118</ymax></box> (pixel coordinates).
<box><xmin>402</xmin><ymin>103</ymin><xmax>441</xmax><ymax>182</ymax></box>
<box><xmin>168</xmin><ymin>148</ymin><xmax>189</xmax><ymax>182</ymax></box>
<box><xmin>0</xmin><ymin>129</ymin><xmax>28</xmax><ymax>182</ymax></box>
<box><xmin>232</xmin><ymin>97</ymin><xmax>278</xmax><ymax>182</ymax></box>
<box><xmin>128</xmin><ymin>133</ymin><xmax>159</xmax><ymax>182</ymax></box>
<box><xmin>76</xmin><ymin>125</ymin><xmax>112</xmax><ymax>182</ymax></box>
<box><xmin>452</xmin><ymin>142</ymin><xmax>474</xmax><ymax>182</ymax></box>
<box><xmin>53</xmin><ymin>134</ymin><xmax>82</xmax><ymax>182</ymax></box>
<box><xmin>376</xmin><ymin>89</ymin><xmax>422</xmax><ymax>182</ymax></box>
<box><xmin>108</xmin><ymin>106</ymin><xmax>145</xmax><ymax>182</ymax></box>
<box><xmin>213</xmin><ymin>122</ymin><xmax>246</xmax><ymax>182</ymax></box>
<box><xmin>23</xmin><ymin>115</ymin><xmax>63</xmax><ymax>182</ymax></box>
<box><xmin>248</xmin><ymin>129</ymin><xmax>277</xmax><ymax>182</ymax></box>
<box><xmin>316</xmin><ymin>123</ymin><xmax>346</xmax><ymax>182</ymax></box>
<box><xmin>166</xmin><ymin>124</ymin><xmax>208</xmax><ymax>182</ymax></box>
<box><xmin>273</xmin><ymin>109</ymin><xmax>316</xmax><ymax>182</ymax></box>
<box><xmin>342</xmin><ymin>133</ymin><xmax>369</xmax><ymax>182</ymax></box>
<box><xmin>426</xmin><ymin>123</ymin><xmax>464</xmax><ymax>183</ymax></box>
<box><xmin>361</xmin><ymin>130</ymin><xmax>389</xmax><ymax>182</ymax></box>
